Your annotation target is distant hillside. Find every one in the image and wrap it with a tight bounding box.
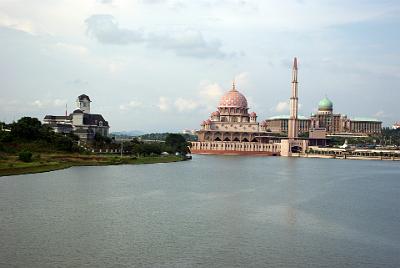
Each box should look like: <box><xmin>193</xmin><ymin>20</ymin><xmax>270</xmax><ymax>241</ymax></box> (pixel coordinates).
<box><xmin>110</xmin><ymin>130</ymin><xmax>145</xmax><ymax>137</ymax></box>
<box><xmin>139</xmin><ymin>133</ymin><xmax>197</xmax><ymax>142</ymax></box>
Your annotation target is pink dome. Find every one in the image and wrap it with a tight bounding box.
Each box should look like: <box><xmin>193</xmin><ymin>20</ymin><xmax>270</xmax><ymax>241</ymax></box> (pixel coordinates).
<box><xmin>219</xmin><ymin>88</ymin><xmax>248</xmax><ymax>108</ymax></box>
<box><xmin>205</xmin><ymin>119</ymin><xmax>212</xmax><ymax>124</ymax></box>
<box><xmin>201</xmin><ymin>121</ymin><xmax>206</xmax><ymax>125</ymax></box>
<box><xmin>211</xmin><ymin>111</ymin><xmax>220</xmax><ymax>116</ymax></box>
<box><xmin>260</xmin><ymin>120</ymin><xmax>267</xmax><ymax>127</ymax></box>
<box><xmin>250</xmin><ymin>112</ymin><xmax>257</xmax><ymax>117</ymax></box>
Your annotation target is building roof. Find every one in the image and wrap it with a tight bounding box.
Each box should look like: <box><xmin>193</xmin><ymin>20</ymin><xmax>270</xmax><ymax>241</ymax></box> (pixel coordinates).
<box><xmin>44</xmin><ymin>115</ymin><xmax>72</xmax><ymax>120</ymax></box>
<box><xmin>73</xmin><ymin>109</ymin><xmax>84</xmax><ymax>114</ymax></box>
<box><xmin>78</xmin><ymin>94</ymin><xmax>91</xmax><ymax>102</ymax></box>
<box><xmin>268</xmin><ymin>115</ymin><xmax>309</xmax><ymax>120</ymax></box>
<box><xmin>83</xmin><ymin>114</ymin><xmax>109</xmax><ymax>127</ymax></box>
<box><xmin>351</xmin><ymin>117</ymin><xmax>381</xmax><ymax>122</ymax></box>
<box><xmin>218</xmin><ymin>84</ymin><xmax>248</xmax><ymax>109</ymax></box>
<box><xmin>318</xmin><ymin>97</ymin><xmax>333</xmax><ymax>110</ymax></box>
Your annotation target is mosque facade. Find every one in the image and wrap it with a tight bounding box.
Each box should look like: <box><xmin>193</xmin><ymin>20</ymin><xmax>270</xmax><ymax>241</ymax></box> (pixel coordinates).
<box><xmin>191</xmin><ymin>57</ymin><xmax>382</xmax><ymax>156</ymax></box>
<box><xmin>191</xmin><ymin>82</ymin><xmax>282</xmax><ymax>155</ymax></box>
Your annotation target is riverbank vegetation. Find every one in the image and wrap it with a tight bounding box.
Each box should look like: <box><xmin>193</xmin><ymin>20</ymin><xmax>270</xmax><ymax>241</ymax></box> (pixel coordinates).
<box><xmin>0</xmin><ymin>154</ymin><xmax>184</xmax><ymax>176</ymax></box>
<box><xmin>328</xmin><ymin>128</ymin><xmax>400</xmax><ymax>147</ymax></box>
<box><xmin>0</xmin><ymin>117</ymin><xmax>191</xmax><ymax>176</ymax></box>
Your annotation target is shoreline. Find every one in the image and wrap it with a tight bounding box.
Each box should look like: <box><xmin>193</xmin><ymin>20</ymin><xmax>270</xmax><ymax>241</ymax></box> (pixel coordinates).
<box><xmin>191</xmin><ymin>152</ymin><xmax>400</xmax><ymax>161</ymax></box>
<box><xmin>0</xmin><ymin>154</ymin><xmax>186</xmax><ymax>177</ymax></box>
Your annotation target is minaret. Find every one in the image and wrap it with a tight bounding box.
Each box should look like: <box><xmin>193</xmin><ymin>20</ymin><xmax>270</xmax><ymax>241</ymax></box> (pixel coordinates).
<box><xmin>288</xmin><ymin>57</ymin><xmax>299</xmax><ymax>139</ymax></box>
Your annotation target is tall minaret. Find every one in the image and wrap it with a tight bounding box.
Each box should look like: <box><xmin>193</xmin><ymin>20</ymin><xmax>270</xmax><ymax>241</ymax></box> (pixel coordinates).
<box><xmin>288</xmin><ymin>57</ymin><xmax>299</xmax><ymax>140</ymax></box>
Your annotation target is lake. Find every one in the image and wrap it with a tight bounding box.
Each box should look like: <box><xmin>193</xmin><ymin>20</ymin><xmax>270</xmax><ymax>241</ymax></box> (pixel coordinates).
<box><xmin>1</xmin><ymin>156</ymin><xmax>399</xmax><ymax>267</ymax></box>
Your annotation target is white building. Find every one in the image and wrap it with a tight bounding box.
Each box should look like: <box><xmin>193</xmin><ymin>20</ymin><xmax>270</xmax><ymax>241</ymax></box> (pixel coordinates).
<box><xmin>43</xmin><ymin>94</ymin><xmax>110</xmax><ymax>141</ymax></box>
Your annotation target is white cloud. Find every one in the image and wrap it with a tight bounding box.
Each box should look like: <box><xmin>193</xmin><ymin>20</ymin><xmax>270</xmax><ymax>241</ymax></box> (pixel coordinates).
<box><xmin>53</xmin><ymin>99</ymin><xmax>67</xmax><ymax>107</ymax></box>
<box><xmin>119</xmin><ymin>100</ymin><xmax>142</xmax><ymax>110</ymax></box>
<box><xmin>199</xmin><ymin>82</ymin><xmax>223</xmax><ymax>101</ymax></box>
<box><xmin>234</xmin><ymin>72</ymin><xmax>249</xmax><ymax>88</ymax></box>
<box><xmin>108</xmin><ymin>61</ymin><xmax>125</xmax><ymax>73</ymax></box>
<box><xmin>0</xmin><ymin>14</ymin><xmax>36</xmax><ymax>35</ymax></box>
<box><xmin>30</xmin><ymin>99</ymin><xmax>67</xmax><ymax>109</ymax></box>
<box><xmin>32</xmin><ymin>100</ymin><xmax>43</xmax><ymax>108</ymax></box>
<box><xmin>174</xmin><ymin>98</ymin><xmax>198</xmax><ymax>112</ymax></box>
<box><xmin>55</xmin><ymin>42</ymin><xmax>88</xmax><ymax>56</ymax></box>
<box><xmin>274</xmin><ymin>101</ymin><xmax>289</xmax><ymax>113</ymax></box>
<box><xmin>157</xmin><ymin>97</ymin><xmax>170</xmax><ymax>111</ymax></box>
<box><xmin>85</xmin><ymin>14</ymin><xmax>231</xmax><ymax>59</ymax></box>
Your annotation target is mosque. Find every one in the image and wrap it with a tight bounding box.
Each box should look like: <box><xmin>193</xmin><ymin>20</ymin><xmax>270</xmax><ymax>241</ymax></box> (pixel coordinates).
<box><xmin>191</xmin><ymin>57</ymin><xmax>382</xmax><ymax>156</ymax></box>
<box><xmin>192</xmin><ymin>82</ymin><xmax>282</xmax><ymax>155</ymax></box>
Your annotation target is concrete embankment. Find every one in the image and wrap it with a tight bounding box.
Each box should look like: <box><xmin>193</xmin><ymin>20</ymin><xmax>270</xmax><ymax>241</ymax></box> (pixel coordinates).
<box><xmin>301</xmin><ymin>154</ymin><xmax>400</xmax><ymax>161</ymax></box>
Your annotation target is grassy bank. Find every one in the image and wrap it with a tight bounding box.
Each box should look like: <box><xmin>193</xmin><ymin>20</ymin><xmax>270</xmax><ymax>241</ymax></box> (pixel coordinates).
<box><xmin>0</xmin><ymin>154</ymin><xmax>185</xmax><ymax>177</ymax></box>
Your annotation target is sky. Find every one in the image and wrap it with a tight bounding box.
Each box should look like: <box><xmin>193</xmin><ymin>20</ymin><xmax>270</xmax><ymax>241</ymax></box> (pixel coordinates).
<box><xmin>0</xmin><ymin>0</ymin><xmax>399</xmax><ymax>132</ymax></box>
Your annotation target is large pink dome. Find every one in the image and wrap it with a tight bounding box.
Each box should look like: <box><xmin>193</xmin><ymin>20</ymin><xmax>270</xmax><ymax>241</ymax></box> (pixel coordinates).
<box><xmin>218</xmin><ymin>87</ymin><xmax>248</xmax><ymax>108</ymax></box>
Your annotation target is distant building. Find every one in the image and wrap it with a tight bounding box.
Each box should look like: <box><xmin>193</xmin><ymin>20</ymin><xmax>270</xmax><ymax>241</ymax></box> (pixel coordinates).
<box><xmin>43</xmin><ymin>94</ymin><xmax>109</xmax><ymax>141</ymax></box>
<box><xmin>182</xmin><ymin>129</ymin><xmax>196</xmax><ymax>135</ymax></box>
<box><xmin>265</xmin><ymin>97</ymin><xmax>382</xmax><ymax>136</ymax></box>
<box><xmin>393</xmin><ymin>122</ymin><xmax>400</xmax><ymax>130</ymax></box>
<box><xmin>265</xmin><ymin>115</ymin><xmax>310</xmax><ymax>134</ymax></box>
<box><xmin>309</xmin><ymin>97</ymin><xmax>382</xmax><ymax>135</ymax></box>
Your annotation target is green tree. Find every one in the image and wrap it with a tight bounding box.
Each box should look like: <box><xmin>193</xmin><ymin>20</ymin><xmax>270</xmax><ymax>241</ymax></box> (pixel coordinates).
<box><xmin>165</xmin><ymin>133</ymin><xmax>190</xmax><ymax>155</ymax></box>
<box><xmin>11</xmin><ymin>117</ymin><xmax>42</xmax><ymax>140</ymax></box>
<box><xmin>18</xmin><ymin>150</ymin><xmax>32</xmax><ymax>162</ymax></box>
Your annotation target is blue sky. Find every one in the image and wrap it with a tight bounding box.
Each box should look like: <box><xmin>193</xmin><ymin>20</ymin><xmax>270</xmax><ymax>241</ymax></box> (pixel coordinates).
<box><xmin>0</xmin><ymin>0</ymin><xmax>399</xmax><ymax>131</ymax></box>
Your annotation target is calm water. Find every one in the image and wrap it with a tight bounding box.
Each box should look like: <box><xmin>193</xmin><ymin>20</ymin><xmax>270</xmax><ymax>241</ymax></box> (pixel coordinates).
<box><xmin>0</xmin><ymin>156</ymin><xmax>399</xmax><ymax>268</ymax></box>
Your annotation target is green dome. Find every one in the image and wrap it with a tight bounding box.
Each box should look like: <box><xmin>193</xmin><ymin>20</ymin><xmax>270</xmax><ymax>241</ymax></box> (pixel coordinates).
<box><xmin>318</xmin><ymin>97</ymin><xmax>333</xmax><ymax>110</ymax></box>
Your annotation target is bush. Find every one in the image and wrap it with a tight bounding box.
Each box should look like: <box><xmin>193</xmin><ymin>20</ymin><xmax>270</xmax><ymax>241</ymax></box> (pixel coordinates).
<box><xmin>18</xmin><ymin>151</ymin><xmax>33</xmax><ymax>162</ymax></box>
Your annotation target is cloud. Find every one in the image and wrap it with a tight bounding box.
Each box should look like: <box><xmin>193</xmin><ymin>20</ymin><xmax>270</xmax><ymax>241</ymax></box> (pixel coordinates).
<box><xmin>274</xmin><ymin>101</ymin><xmax>289</xmax><ymax>113</ymax></box>
<box><xmin>66</xmin><ymin>78</ymin><xmax>88</xmax><ymax>86</ymax></box>
<box><xmin>119</xmin><ymin>100</ymin><xmax>143</xmax><ymax>111</ymax></box>
<box><xmin>0</xmin><ymin>14</ymin><xmax>36</xmax><ymax>35</ymax></box>
<box><xmin>199</xmin><ymin>82</ymin><xmax>224</xmax><ymax>101</ymax></box>
<box><xmin>174</xmin><ymin>98</ymin><xmax>198</xmax><ymax>112</ymax></box>
<box><xmin>30</xmin><ymin>99</ymin><xmax>67</xmax><ymax>109</ymax></box>
<box><xmin>373</xmin><ymin>110</ymin><xmax>391</xmax><ymax>118</ymax></box>
<box><xmin>55</xmin><ymin>42</ymin><xmax>88</xmax><ymax>56</ymax></box>
<box><xmin>85</xmin><ymin>15</ymin><xmax>144</xmax><ymax>44</ymax></box>
<box><xmin>147</xmin><ymin>29</ymin><xmax>228</xmax><ymax>59</ymax></box>
<box><xmin>157</xmin><ymin>97</ymin><xmax>170</xmax><ymax>111</ymax></box>
<box><xmin>85</xmin><ymin>14</ymin><xmax>229</xmax><ymax>59</ymax></box>
<box><xmin>97</xmin><ymin>0</ymin><xmax>113</xmax><ymax>3</ymax></box>
<box><xmin>141</xmin><ymin>0</ymin><xmax>166</xmax><ymax>4</ymax></box>
<box><xmin>234</xmin><ymin>72</ymin><xmax>249</xmax><ymax>87</ymax></box>
<box><xmin>108</xmin><ymin>61</ymin><xmax>126</xmax><ymax>73</ymax></box>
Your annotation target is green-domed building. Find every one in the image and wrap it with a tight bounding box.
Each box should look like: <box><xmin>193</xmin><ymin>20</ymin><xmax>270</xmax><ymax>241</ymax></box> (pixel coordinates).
<box><xmin>318</xmin><ymin>97</ymin><xmax>333</xmax><ymax>112</ymax></box>
<box><xmin>310</xmin><ymin>96</ymin><xmax>381</xmax><ymax>134</ymax></box>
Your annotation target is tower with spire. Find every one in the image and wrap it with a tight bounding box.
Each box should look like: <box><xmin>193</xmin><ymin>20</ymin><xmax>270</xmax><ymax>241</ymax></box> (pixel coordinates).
<box><xmin>288</xmin><ymin>57</ymin><xmax>299</xmax><ymax>140</ymax></box>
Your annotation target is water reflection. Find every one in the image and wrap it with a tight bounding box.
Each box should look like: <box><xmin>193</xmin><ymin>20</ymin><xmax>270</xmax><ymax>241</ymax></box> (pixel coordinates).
<box><xmin>0</xmin><ymin>156</ymin><xmax>399</xmax><ymax>268</ymax></box>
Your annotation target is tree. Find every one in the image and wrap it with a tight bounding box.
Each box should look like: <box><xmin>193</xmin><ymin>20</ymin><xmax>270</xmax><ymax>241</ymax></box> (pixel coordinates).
<box><xmin>18</xmin><ymin>151</ymin><xmax>32</xmax><ymax>162</ymax></box>
<box><xmin>11</xmin><ymin>117</ymin><xmax>42</xmax><ymax>140</ymax></box>
<box><xmin>165</xmin><ymin>133</ymin><xmax>190</xmax><ymax>155</ymax></box>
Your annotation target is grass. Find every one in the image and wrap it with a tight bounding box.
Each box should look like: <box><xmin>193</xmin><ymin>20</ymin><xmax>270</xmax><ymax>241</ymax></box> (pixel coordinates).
<box><xmin>0</xmin><ymin>153</ymin><xmax>185</xmax><ymax>176</ymax></box>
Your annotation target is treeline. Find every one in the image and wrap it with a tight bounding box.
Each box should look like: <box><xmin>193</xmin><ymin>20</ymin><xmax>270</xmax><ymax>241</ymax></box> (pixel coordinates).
<box><xmin>0</xmin><ymin>117</ymin><xmax>80</xmax><ymax>153</ymax></box>
<box><xmin>381</xmin><ymin>127</ymin><xmax>400</xmax><ymax>145</ymax></box>
<box><xmin>139</xmin><ymin>132</ymin><xmax>197</xmax><ymax>142</ymax></box>
<box><xmin>123</xmin><ymin>134</ymin><xmax>191</xmax><ymax>156</ymax></box>
<box><xmin>329</xmin><ymin>128</ymin><xmax>400</xmax><ymax>146</ymax></box>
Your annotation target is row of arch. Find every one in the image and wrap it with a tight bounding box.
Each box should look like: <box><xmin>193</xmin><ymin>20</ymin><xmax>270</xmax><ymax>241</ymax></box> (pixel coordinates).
<box><xmin>212</xmin><ymin>137</ymin><xmax>258</xmax><ymax>142</ymax></box>
<box><xmin>204</xmin><ymin>132</ymin><xmax>259</xmax><ymax>143</ymax></box>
